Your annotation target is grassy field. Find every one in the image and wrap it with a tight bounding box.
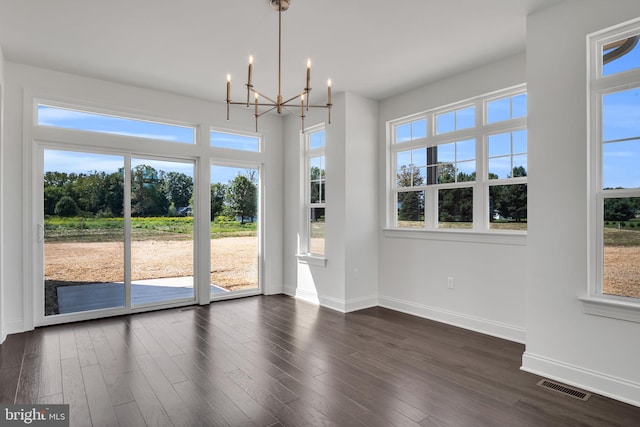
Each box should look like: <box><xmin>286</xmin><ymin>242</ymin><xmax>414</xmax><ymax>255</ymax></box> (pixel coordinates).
<box><xmin>45</xmin><ymin>216</ymin><xmax>257</xmax><ymax>242</ymax></box>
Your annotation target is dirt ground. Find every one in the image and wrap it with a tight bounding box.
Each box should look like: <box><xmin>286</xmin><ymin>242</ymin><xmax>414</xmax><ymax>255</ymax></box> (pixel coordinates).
<box><xmin>604</xmin><ymin>246</ymin><xmax>640</xmax><ymax>298</ymax></box>
<box><xmin>45</xmin><ymin>236</ymin><xmax>258</xmax><ymax>292</ymax></box>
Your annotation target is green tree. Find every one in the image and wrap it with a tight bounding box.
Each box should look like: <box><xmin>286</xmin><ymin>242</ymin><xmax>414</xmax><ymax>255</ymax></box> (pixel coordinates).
<box><xmin>439</xmin><ymin>188</ymin><xmax>472</xmax><ymax>222</ymax></box>
<box><xmin>225</xmin><ymin>175</ymin><xmax>257</xmax><ymax>224</ymax></box>
<box><xmin>44</xmin><ymin>186</ymin><xmax>67</xmax><ymax>215</ymax></box>
<box><xmin>210</xmin><ymin>183</ymin><xmax>226</xmax><ymax>220</ymax></box>
<box><xmin>131</xmin><ymin>165</ymin><xmax>169</xmax><ymax>216</ymax></box>
<box><xmin>54</xmin><ymin>195</ymin><xmax>79</xmax><ymax>217</ymax></box>
<box><xmin>163</xmin><ymin>172</ymin><xmax>193</xmax><ymax>208</ymax></box>
<box><xmin>604</xmin><ymin>198</ymin><xmax>635</xmax><ymax>221</ymax></box>
<box><xmin>398</xmin><ymin>191</ymin><xmax>424</xmax><ymax>221</ymax></box>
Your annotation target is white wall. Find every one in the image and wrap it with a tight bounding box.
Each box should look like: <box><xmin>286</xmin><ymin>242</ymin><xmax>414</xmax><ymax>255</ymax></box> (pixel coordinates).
<box><xmin>283</xmin><ymin>92</ymin><xmax>378</xmax><ymax>312</ymax></box>
<box><xmin>523</xmin><ymin>0</ymin><xmax>640</xmax><ymax>407</ymax></box>
<box><xmin>0</xmin><ymin>44</ymin><xmax>5</xmax><ymax>344</ymax></box>
<box><xmin>377</xmin><ymin>54</ymin><xmax>528</xmax><ymax>343</ymax></box>
<box><xmin>1</xmin><ymin>62</ymin><xmax>284</xmax><ymax>335</ymax></box>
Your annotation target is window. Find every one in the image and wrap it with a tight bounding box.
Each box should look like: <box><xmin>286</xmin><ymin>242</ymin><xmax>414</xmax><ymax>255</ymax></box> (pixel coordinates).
<box><xmin>211</xmin><ymin>130</ymin><xmax>260</xmax><ymax>152</ymax></box>
<box><xmin>587</xmin><ymin>19</ymin><xmax>640</xmax><ymax>312</ymax></box>
<box><xmin>304</xmin><ymin>126</ymin><xmax>326</xmax><ymax>256</ymax></box>
<box><xmin>388</xmin><ymin>86</ymin><xmax>527</xmax><ymax>232</ymax></box>
<box><xmin>37</xmin><ymin>104</ymin><xmax>195</xmax><ymax>144</ymax></box>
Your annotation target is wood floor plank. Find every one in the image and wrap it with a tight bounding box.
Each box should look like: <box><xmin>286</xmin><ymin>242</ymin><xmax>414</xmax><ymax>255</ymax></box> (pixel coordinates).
<box><xmin>1</xmin><ymin>295</ymin><xmax>639</xmax><ymax>427</ymax></box>
<box><xmin>81</xmin><ymin>364</ymin><xmax>119</xmax><ymax>427</ymax></box>
<box><xmin>114</xmin><ymin>402</ymin><xmax>146</xmax><ymax>427</ymax></box>
<box><xmin>61</xmin><ymin>357</ymin><xmax>91</xmax><ymax>426</ymax></box>
<box><xmin>123</xmin><ymin>370</ymin><xmax>173</xmax><ymax>427</ymax></box>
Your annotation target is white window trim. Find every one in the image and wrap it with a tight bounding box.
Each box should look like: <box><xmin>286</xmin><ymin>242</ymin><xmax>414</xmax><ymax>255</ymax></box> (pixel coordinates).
<box><xmin>387</xmin><ymin>85</ymin><xmax>527</xmax><ymax>236</ymax></box>
<box><xmin>584</xmin><ymin>17</ymin><xmax>640</xmax><ymax>322</ymax></box>
<box><xmin>297</xmin><ymin>123</ymin><xmax>327</xmax><ymax>263</ymax></box>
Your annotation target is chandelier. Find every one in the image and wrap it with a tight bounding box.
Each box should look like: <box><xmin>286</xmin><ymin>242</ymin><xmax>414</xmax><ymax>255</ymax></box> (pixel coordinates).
<box><xmin>225</xmin><ymin>0</ymin><xmax>332</xmax><ymax>133</ymax></box>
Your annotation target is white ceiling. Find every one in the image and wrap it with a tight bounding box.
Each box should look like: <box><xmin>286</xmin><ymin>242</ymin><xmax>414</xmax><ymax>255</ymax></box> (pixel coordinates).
<box><xmin>0</xmin><ymin>0</ymin><xmax>563</xmax><ymax>103</ymax></box>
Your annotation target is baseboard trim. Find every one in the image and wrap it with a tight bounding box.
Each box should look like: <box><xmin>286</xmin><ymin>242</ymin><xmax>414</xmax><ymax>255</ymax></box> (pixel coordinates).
<box><xmin>378</xmin><ymin>295</ymin><xmax>526</xmax><ymax>343</ymax></box>
<box><xmin>5</xmin><ymin>319</ymin><xmax>25</xmax><ymax>336</ymax></box>
<box><xmin>345</xmin><ymin>295</ymin><xmax>378</xmax><ymax>313</ymax></box>
<box><xmin>522</xmin><ymin>352</ymin><xmax>640</xmax><ymax>408</ymax></box>
<box><xmin>283</xmin><ymin>286</ymin><xmax>377</xmax><ymax>313</ymax></box>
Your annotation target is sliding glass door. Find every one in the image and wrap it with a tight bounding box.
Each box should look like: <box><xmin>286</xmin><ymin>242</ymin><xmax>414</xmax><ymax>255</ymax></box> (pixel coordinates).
<box><xmin>42</xmin><ymin>149</ymin><xmax>195</xmax><ymax>318</ymax></box>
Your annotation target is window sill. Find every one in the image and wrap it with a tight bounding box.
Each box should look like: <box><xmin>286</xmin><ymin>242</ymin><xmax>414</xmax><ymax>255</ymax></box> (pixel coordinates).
<box><xmin>296</xmin><ymin>254</ymin><xmax>327</xmax><ymax>267</ymax></box>
<box><xmin>580</xmin><ymin>296</ymin><xmax>640</xmax><ymax>323</ymax></box>
<box><xmin>383</xmin><ymin>228</ymin><xmax>527</xmax><ymax>246</ymax></box>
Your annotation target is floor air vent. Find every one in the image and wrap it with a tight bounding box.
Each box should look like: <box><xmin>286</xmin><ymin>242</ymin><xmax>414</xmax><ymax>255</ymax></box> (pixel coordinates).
<box><xmin>537</xmin><ymin>379</ymin><xmax>591</xmax><ymax>401</ymax></box>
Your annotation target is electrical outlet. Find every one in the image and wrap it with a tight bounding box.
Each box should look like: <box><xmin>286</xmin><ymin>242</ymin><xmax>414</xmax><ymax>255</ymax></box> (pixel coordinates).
<box><xmin>447</xmin><ymin>277</ymin><xmax>455</xmax><ymax>289</ymax></box>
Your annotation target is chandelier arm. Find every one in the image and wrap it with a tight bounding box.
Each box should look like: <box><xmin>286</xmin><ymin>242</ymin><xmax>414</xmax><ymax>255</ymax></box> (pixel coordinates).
<box><xmin>281</xmin><ymin>92</ymin><xmax>308</xmax><ymax>106</ymax></box>
<box><xmin>281</xmin><ymin>105</ymin><xmax>303</xmax><ymax>118</ymax></box>
<box><xmin>251</xmin><ymin>89</ymin><xmax>279</xmax><ymax>106</ymax></box>
<box><xmin>256</xmin><ymin>105</ymin><xmax>278</xmax><ymax>118</ymax></box>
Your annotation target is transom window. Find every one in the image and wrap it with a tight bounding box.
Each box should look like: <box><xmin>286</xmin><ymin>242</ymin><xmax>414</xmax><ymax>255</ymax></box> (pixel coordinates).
<box><xmin>37</xmin><ymin>104</ymin><xmax>195</xmax><ymax>144</ymax></box>
<box><xmin>211</xmin><ymin>130</ymin><xmax>260</xmax><ymax>152</ymax></box>
<box><xmin>388</xmin><ymin>86</ymin><xmax>527</xmax><ymax>232</ymax></box>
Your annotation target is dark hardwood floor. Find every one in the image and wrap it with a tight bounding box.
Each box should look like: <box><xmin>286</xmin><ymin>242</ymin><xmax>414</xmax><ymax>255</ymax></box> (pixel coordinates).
<box><xmin>1</xmin><ymin>295</ymin><xmax>639</xmax><ymax>426</ymax></box>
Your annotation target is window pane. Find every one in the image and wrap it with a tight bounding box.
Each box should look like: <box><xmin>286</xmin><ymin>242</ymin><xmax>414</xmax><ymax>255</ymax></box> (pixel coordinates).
<box><xmin>310</xmin><ymin>182</ymin><xmax>321</xmax><ymax>203</ymax></box>
<box><xmin>38</xmin><ymin>105</ymin><xmax>195</xmax><ymax>143</ymax></box>
<box><xmin>397</xmin><ymin>165</ymin><xmax>424</xmax><ymax>187</ymax></box>
<box><xmin>309</xmin><ymin>207</ymin><xmax>325</xmax><ymax>255</ymax></box>
<box><xmin>512</xmin><ymin>155</ymin><xmax>527</xmax><ymax>177</ymax></box>
<box><xmin>437</xmin><ymin>164</ymin><xmax>456</xmax><ymax>184</ymax></box>
<box><xmin>396</xmin><ymin>123</ymin><xmax>411</xmax><ymax>143</ymax></box>
<box><xmin>488</xmin><ymin>133</ymin><xmax>511</xmax><ymax>157</ymax></box>
<box><xmin>211</xmin><ymin>131</ymin><xmax>260</xmax><ymax>151</ymax></box>
<box><xmin>488</xmin><ymin>157</ymin><xmax>511</xmax><ymax>179</ymax></box>
<box><xmin>436</xmin><ymin>143</ymin><xmax>455</xmax><ymax>163</ymax></box>
<box><xmin>603</xmin><ymin>139</ymin><xmax>640</xmax><ymax>189</ymax></box>
<box><xmin>512</xmin><ymin>94</ymin><xmax>527</xmax><ymax>118</ymax></box>
<box><xmin>412</xmin><ymin>147</ymin><xmax>427</xmax><ymax>167</ymax></box>
<box><xmin>436</xmin><ymin>112</ymin><xmax>455</xmax><ymax>134</ymax></box>
<box><xmin>210</xmin><ymin>165</ymin><xmax>259</xmax><ymax>293</ymax></box>
<box><xmin>513</xmin><ymin>130</ymin><xmax>528</xmax><ymax>153</ymax></box>
<box><xmin>131</xmin><ymin>158</ymin><xmax>195</xmax><ymax>306</ymax></box>
<box><xmin>438</xmin><ymin>187</ymin><xmax>473</xmax><ymax>229</ymax></box>
<box><xmin>396</xmin><ymin>150</ymin><xmax>412</xmax><ymax>169</ymax></box>
<box><xmin>602</xmin><ymin>88</ymin><xmax>640</xmax><ymax>143</ymax></box>
<box><xmin>487</xmin><ymin>97</ymin><xmax>511</xmax><ymax>124</ymax></box>
<box><xmin>457</xmin><ymin>139</ymin><xmax>475</xmax><ymax>161</ymax></box>
<box><xmin>489</xmin><ymin>184</ymin><xmax>528</xmax><ymax>230</ymax></box>
<box><xmin>603</xmin><ymin>197</ymin><xmax>640</xmax><ymax>298</ymax></box>
<box><xmin>457</xmin><ymin>161</ymin><xmax>476</xmax><ymax>182</ymax></box>
<box><xmin>603</xmin><ymin>35</ymin><xmax>640</xmax><ymax>77</ymax></box>
<box><xmin>412</xmin><ymin>119</ymin><xmax>427</xmax><ymax>139</ymax></box>
<box><xmin>456</xmin><ymin>107</ymin><xmax>475</xmax><ymax>130</ymax></box>
<box><xmin>309</xmin><ymin>130</ymin><xmax>326</xmax><ymax>149</ymax></box>
<box><xmin>44</xmin><ymin>150</ymin><xmax>125</xmax><ymax>316</ymax></box>
<box><xmin>397</xmin><ymin>191</ymin><xmax>424</xmax><ymax>228</ymax></box>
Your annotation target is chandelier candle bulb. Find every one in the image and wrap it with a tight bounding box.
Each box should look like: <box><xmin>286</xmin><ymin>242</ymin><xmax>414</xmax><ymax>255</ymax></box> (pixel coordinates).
<box><xmin>327</xmin><ymin>79</ymin><xmax>332</xmax><ymax>105</ymax></box>
<box><xmin>247</xmin><ymin>55</ymin><xmax>254</xmax><ymax>106</ymax></box>
<box><xmin>226</xmin><ymin>74</ymin><xmax>231</xmax><ymax>120</ymax></box>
